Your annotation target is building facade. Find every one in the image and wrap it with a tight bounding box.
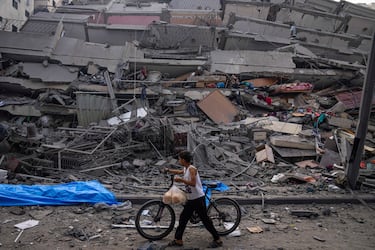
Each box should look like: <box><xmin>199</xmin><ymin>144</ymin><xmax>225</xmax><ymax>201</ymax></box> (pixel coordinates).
<box><xmin>0</xmin><ymin>0</ymin><xmax>34</xmax><ymax>32</ymax></box>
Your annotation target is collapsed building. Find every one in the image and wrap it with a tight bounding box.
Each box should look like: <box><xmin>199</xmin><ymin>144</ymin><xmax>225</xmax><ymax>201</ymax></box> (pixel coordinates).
<box><xmin>0</xmin><ymin>0</ymin><xmax>374</xmax><ymax>195</ymax></box>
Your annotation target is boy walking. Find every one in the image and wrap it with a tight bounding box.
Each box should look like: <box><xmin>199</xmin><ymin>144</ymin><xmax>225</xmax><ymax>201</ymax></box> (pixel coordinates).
<box><xmin>164</xmin><ymin>151</ymin><xmax>223</xmax><ymax>248</ymax></box>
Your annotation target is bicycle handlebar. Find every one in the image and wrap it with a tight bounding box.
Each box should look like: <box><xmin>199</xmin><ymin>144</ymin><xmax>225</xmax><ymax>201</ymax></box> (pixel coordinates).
<box><xmin>169</xmin><ymin>174</ymin><xmax>174</xmax><ymax>188</ymax></box>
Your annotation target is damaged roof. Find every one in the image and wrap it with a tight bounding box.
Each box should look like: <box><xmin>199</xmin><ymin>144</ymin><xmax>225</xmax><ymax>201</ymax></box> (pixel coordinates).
<box><xmin>21</xmin><ymin>12</ymin><xmax>90</xmax><ymax>37</ymax></box>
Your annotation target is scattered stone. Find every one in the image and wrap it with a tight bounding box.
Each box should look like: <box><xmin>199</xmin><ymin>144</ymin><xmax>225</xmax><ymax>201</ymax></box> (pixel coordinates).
<box><xmin>247</xmin><ymin>226</ymin><xmax>263</xmax><ymax>233</ymax></box>
<box><xmin>29</xmin><ymin>209</ymin><xmax>53</xmax><ymax>220</ymax></box>
<box><xmin>290</xmin><ymin>210</ymin><xmax>319</xmax><ymax>218</ymax></box>
<box><xmin>313</xmin><ymin>235</ymin><xmax>326</xmax><ymax>242</ymax></box>
<box><xmin>261</xmin><ymin>218</ymin><xmax>277</xmax><ymax>224</ymax></box>
<box><xmin>10</xmin><ymin>207</ymin><xmax>25</xmax><ymax>216</ymax></box>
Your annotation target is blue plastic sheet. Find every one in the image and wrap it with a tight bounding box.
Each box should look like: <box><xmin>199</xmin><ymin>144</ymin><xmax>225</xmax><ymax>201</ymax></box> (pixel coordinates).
<box><xmin>202</xmin><ymin>180</ymin><xmax>229</xmax><ymax>206</ymax></box>
<box><xmin>0</xmin><ymin>180</ymin><xmax>119</xmax><ymax>206</ymax></box>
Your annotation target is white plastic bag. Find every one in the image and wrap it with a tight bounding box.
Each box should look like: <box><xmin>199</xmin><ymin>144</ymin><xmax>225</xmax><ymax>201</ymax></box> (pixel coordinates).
<box><xmin>162</xmin><ymin>185</ymin><xmax>187</xmax><ymax>205</ymax></box>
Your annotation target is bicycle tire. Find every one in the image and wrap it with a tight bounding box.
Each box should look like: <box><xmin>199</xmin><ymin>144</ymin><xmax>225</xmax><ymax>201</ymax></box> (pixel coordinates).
<box><xmin>135</xmin><ymin>200</ymin><xmax>176</xmax><ymax>240</ymax></box>
<box><xmin>207</xmin><ymin>197</ymin><xmax>241</xmax><ymax>236</ymax></box>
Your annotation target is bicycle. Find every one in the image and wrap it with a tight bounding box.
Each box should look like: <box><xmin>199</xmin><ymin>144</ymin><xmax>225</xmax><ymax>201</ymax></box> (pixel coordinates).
<box><xmin>135</xmin><ymin>175</ymin><xmax>241</xmax><ymax>241</ymax></box>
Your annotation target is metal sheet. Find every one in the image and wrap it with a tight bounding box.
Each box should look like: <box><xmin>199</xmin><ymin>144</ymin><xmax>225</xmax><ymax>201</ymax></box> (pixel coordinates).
<box><xmin>76</xmin><ymin>93</ymin><xmax>112</xmax><ymax>127</ymax></box>
<box><xmin>197</xmin><ymin>90</ymin><xmax>238</xmax><ymax>124</ymax></box>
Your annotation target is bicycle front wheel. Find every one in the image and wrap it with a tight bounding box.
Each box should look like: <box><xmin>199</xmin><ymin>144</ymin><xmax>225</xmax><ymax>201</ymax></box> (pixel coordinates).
<box><xmin>207</xmin><ymin>197</ymin><xmax>241</xmax><ymax>235</ymax></box>
<box><xmin>135</xmin><ymin>200</ymin><xmax>176</xmax><ymax>240</ymax></box>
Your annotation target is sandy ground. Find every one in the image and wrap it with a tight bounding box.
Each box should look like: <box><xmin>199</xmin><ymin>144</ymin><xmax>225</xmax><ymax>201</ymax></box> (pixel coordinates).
<box><xmin>0</xmin><ymin>202</ymin><xmax>374</xmax><ymax>250</ymax></box>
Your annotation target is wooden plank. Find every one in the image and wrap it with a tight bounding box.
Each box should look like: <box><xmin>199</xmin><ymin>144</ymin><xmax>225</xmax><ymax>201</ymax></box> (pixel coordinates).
<box><xmin>197</xmin><ymin>90</ymin><xmax>239</xmax><ymax>124</ymax></box>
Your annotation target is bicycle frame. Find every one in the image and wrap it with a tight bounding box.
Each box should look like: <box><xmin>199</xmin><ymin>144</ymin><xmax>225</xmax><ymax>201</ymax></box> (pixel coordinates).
<box><xmin>189</xmin><ymin>182</ymin><xmax>220</xmax><ymax>223</ymax></box>
<box><xmin>154</xmin><ymin>175</ymin><xmax>175</xmax><ymax>222</ymax></box>
<box><xmin>203</xmin><ymin>182</ymin><xmax>220</xmax><ymax>210</ymax></box>
<box><xmin>135</xmin><ymin>175</ymin><xmax>241</xmax><ymax>240</ymax></box>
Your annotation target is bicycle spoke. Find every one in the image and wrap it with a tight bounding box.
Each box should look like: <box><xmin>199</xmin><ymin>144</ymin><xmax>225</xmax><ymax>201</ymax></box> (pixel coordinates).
<box><xmin>207</xmin><ymin>198</ymin><xmax>241</xmax><ymax>235</ymax></box>
<box><xmin>135</xmin><ymin>200</ymin><xmax>175</xmax><ymax>240</ymax></box>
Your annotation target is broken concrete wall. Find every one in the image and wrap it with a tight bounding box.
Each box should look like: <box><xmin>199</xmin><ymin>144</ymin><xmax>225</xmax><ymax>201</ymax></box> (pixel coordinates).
<box><xmin>0</xmin><ymin>77</ymin><xmax>70</xmax><ymax>91</ymax></box>
<box><xmin>275</xmin><ymin>7</ymin><xmax>343</xmax><ymax>33</ymax></box>
<box><xmin>87</xmin><ymin>24</ymin><xmax>148</xmax><ymax>45</ymax></box>
<box><xmin>210</xmin><ymin>50</ymin><xmax>295</xmax><ymax>74</ymax></box>
<box><xmin>226</xmin><ymin>15</ymin><xmax>369</xmax><ymax>63</ymax></box>
<box><xmin>346</xmin><ymin>15</ymin><xmax>375</xmax><ymax>37</ymax></box>
<box><xmin>297</xmin><ymin>0</ymin><xmax>375</xmax><ymax>19</ymax></box>
<box><xmin>277</xmin><ymin>7</ymin><xmax>374</xmax><ymax>37</ymax></box>
<box><xmin>231</xmin><ymin>15</ymin><xmax>370</xmax><ymax>52</ymax></box>
<box><xmin>223</xmin><ymin>2</ymin><xmax>270</xmax><ymax>25</ymax></box>
<box><xmin>0</xmin><ymin>31</ymin><xmax>53</xmax><ymax>61</ymax></box>
<box><xmin>223</xmin><ymin>32</ymin><xmax>290</xmax><ymax>51</ymax></box>
<box><xmin>146</xmin><ymin>23</ymin><xmax>221</xmax><ymax>50</ymax></box>
<box><xmin>21</xmin><ymin>62</ymin><xmax>79</xmax><ymax>83</ymax></box>
<box><xmin>51</xmin><ymin>36</ymin><xmax>128</xmax><ymax>73</ymax></box>
<box><xmin>225</xmin><ymin>1</ymin><xmax>375</xmax><ymax>38</ymax></box>
<box><xmin>169</xmin><ymin>9</ymin><xmax>223</xmax><ymax>26</ymax></box>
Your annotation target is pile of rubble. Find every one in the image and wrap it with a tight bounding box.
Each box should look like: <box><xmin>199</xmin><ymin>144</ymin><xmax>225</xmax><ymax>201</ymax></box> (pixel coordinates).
<box><xmin>0</xmin><ymin>0</ymin><xmax>375</xmax><ymax>197</ymax></box>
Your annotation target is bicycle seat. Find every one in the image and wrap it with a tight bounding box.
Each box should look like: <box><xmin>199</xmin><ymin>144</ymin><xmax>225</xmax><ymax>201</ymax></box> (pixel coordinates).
<box><xmin>205</xmin><ymin>182</ymin><xmax>218</xmax><ymax>189</ymax></box>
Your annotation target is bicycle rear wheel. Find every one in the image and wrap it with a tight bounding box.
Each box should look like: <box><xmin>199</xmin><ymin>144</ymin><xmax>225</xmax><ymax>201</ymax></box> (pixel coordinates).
<box><xmin>207</xmin><ymin>197</ymin><xmax>241</xmax><ymax>235</ymax></box>
<box><xmin>135</xmin><ymin>200</ymin><xmax>175</xmax><ymax>240</ymax></box>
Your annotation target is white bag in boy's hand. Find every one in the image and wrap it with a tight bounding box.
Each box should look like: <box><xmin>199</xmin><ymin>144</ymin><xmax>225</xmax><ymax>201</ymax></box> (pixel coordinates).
<box><xmin>163</xmin><ymin>185</ymin><xmax>187</xmax><ymax>205</ymax></box>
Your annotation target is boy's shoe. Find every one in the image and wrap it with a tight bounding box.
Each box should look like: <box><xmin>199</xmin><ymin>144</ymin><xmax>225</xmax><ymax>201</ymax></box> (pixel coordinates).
<box><xmin>207</xmin><ymin>240</ymin><xmax>223</xmax><ymax>248</ymax></box>
<box><xmin>167</xmin><ymin>239</ymin><xmax>183</xmax><ymax>247</ymax></box>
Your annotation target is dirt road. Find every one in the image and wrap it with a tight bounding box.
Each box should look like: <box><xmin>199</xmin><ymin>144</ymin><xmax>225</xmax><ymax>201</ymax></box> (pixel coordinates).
<box><xmin>0</xmin><ymin>202</ymin><xmax>374</xmax><ymax>250</ymax></box>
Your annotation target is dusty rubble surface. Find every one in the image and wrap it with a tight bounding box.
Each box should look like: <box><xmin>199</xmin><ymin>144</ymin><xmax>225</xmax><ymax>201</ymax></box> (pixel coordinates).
<box><xmin>1</xmin><ymin>0</ymin><xmax>375</xmax><ymax>249</ymax></box>
<box><xmin>0</xmin><ymin>203</ymin><xmax>374</xmax><ymax>250</ymax></box>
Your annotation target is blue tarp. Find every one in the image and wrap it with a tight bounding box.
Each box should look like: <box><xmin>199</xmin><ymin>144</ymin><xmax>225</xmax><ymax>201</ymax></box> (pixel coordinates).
<box><xmin>202</xmin><ymin>180</ymin><xmax>229</xmax><ymax>206</ymax></box>
<box><xmin>0</xmin><ymin>180</ymin><xmax>119</xmax><ymax>206</ymax></box>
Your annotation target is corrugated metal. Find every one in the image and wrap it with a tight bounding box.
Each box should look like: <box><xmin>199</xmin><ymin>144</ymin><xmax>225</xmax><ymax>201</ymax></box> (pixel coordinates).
<box><xmin>169</xmin><ymin>0</ymin><xmax>221</xmax><ymax>10</ymax></box>
<box><xmin>335</xmin><ymin>90</ymin><xmax>375</xmax><ymax>109</ymax></box>
<box><xmin>76</xmin><ymin>93</ymin><xmax>112</xmax><ymax>127</ymax></box>
<box><xmin>197</xmin><ymin>90</ymin><xmax>238</xmax><ymax>124</ymax></box>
